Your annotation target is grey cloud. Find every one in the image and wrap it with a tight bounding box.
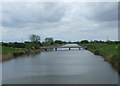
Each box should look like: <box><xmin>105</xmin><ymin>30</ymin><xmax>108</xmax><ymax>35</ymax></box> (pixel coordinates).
<box><xmin>87</xmin><ymin>2</ymin><xmax>118</xmax><ymax>22</ymax></box>
<box><xmin>2</xmin><ymin>2</ymin><xmax>118</xmax><ymax>42</ymax></box>
<box><xmin>2</xmin><ymin>2</ymin><xmax>66</xmax><ymax>28</ymax></box>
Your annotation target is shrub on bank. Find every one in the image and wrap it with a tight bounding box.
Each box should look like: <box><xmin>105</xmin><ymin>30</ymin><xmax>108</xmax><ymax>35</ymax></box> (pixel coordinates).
<box><xmin>94</xmin><ymin>50</ymin><xmax>100</xmax><ymax>55</ymax></box>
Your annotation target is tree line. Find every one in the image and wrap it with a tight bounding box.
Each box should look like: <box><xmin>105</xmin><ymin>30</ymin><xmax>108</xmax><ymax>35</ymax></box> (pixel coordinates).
<box><xmin>1</xmin><ymin>34</ymin><xmax>120</xmax><ymax>49</ymax></box>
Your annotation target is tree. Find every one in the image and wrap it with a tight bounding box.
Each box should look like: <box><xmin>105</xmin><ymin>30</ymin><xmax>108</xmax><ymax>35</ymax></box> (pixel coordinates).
<box><xmin>55</xmin><ymin>40</ymin><xmax>62</xmax><ymax>44</ymax></box>
<box><xmin>74</xmin><ymin>41</ymin><xmax>80</xmax><ymax>44</ymax></box>
<box><xmin>45</xmin><ymin>37</ymin><xmax>54</xmax><ymax>42</ymax></box>
<box><xmin>106</xmin><ymin>40</ymin><xmax>113</xmax><ymax>44</ymax></box>
<box><xmin>68</xmin><ymin>41</ymin><xmax>72</xmax><ymax>44</ymax></box>
<box><xmin>30</xmin><ymin>34</ymin><xmax>40</xmax><ymax>43</ymax></box>
<box><xmin>81</xmin><ymin>40</ymin><xmax>89</xmax><ymax>44</ymax></box>
<box><xmin>45</xmin><ymin>37</ymin><xmax>54</xmax><ymax>45</ymax></box>
<box><xmin>62</xmin><ymin>41</ymin><xmax>67</xmax><ymax>44</ymax></box>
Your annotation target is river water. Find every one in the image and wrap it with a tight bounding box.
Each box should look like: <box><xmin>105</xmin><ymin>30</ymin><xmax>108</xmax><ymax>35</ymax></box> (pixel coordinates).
<box><xmin>2</xmin><ymin>44</ymin><xmax>118</xmax><ymax>84</ymax></box>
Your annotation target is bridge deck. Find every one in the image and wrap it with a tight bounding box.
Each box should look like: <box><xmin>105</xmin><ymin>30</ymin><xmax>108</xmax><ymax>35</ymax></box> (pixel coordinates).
<box><xmin>40</xmin><ymin>46</ymin><xmax>83</xmax><ymax>49</ymax></box>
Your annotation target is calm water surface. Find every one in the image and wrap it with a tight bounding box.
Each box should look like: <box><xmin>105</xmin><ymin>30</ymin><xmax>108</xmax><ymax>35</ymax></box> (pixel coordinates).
<box><xmin>2</xmin><ymin>44</ymin><xmax>118</xmax><ymax>84</ymax></box>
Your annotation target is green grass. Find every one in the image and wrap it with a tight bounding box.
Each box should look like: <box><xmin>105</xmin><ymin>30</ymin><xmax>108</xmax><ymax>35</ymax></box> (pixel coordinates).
<box><xmin>0</xmin><ymin>46</ymin><xmax>1</xmax><ymax>54</ymax></box>
<box><xmin>2</xmin><ymin>46</ymin><xmax>25</xmax><ymax>55</ymax></box>
<box><xmin>2</xmin><ymin>43</ymin><xmax>62</xmax><ymax>55</ymax></box>
<box><xmin>81</xmin><ymin>43</ymin><xmax>118</xmax><ymax>56</ymax></box>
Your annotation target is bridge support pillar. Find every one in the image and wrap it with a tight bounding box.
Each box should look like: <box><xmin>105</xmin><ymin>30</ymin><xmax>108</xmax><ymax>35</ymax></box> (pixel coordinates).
<box><xmin>45</xmin><ymin>49</ymin><xmax>47</xmax><ymax>51</ymax></box>
<box><xmin>69</xmin><ymin>48</ymin><xmax>71</xmax><ymax>50</ymax></box>
<box><xmin>55</xmin><ymin>48</ymin><xmax>57</xmax><ymax>51</ymax></box>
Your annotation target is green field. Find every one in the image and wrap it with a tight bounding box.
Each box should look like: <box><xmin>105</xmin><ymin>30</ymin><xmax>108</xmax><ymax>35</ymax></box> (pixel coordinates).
<box><xmin>0</xmin><ymin>46</ymin><xmax>1</xmax><ymax>54</ymax></box>
<box><xmin>2</xmin><ymin>46</ymin><xmax>26</xmax><ymax>55</ymax></box>
<box><xmin>80</xmin><ymin>43</ymin><xmax>119</xmax><ymax>73</ymax></box>
<box><xmin>81</xmin><ymin>43</ymin><xmax>118</xmax><ymax>56</ymax></box>
<box><xmin>1</xmin><ymin>42</ymin><xmax>61</xmax><ymax>55</ymax></box>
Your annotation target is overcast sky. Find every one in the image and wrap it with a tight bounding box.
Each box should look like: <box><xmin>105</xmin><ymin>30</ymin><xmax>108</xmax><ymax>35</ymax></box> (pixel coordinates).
<box><xmin>2</xmin><ymin>2</ymin><xmax>118</xmax><ymax>42</ymax></box>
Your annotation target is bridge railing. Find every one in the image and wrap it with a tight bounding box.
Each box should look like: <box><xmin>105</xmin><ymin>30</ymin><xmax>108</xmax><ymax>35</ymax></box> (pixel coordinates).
<box><xmin>40</xmin><ymin>46</ymin><xmax>85</xmax><ymax>49</ymax></box>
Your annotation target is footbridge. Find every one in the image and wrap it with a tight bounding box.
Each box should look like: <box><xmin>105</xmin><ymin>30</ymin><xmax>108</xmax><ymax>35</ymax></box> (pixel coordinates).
<box><xmin>40</xmin><ymin>46</ymin><xmax>87</xmax><ymax>51</ymax></box>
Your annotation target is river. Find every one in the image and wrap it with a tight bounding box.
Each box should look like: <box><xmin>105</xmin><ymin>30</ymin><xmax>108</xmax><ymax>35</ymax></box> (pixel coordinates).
<box><xmin>2</xmin><ymin>44</ymin><xmax>118</xmax><ymax>84</ymax></box>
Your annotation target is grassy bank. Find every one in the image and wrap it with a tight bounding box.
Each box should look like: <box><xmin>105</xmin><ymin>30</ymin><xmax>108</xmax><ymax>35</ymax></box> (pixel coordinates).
<box><xmin>2</xmin><ymin>46</ymin><xmax>26</xmax><ymax>55</ymax></box>
<box><xmin>80</xmin><ymin>43</ymin><xmax>119</xmax><ymax>74</ymax></box>
<box><xmin>2</xmin><ymin>42</ymin><xmax>62</xmax><ymax>54</ymax></box>
<box><xmin>0</xmin><ymin>46</ymin><xmax>1</xmax><ymax>55</ymax></box>
<box><xmin>1</xmin><ymin>42</ymin><xmax>63</xmax><ymax>62</ymax></box>
<box><xmin>2</xmin><ymin>46</ymin><xmax>41</xmax><ymax>62</ymax></box>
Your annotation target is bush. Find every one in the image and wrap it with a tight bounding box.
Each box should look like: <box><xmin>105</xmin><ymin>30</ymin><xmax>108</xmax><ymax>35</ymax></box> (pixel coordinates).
<box><xmin>110</xmin><ymin>55</ymin><xmax>118</xmax><ymax>65</ymax></box>
<box><xmin>55</xmin><ymin>40</ymin><xmax>62</xmax><ymax>44</ymax></box>
<box><xmin>81</xmin><ymin>40</ymin><xmax>89</xmax><ymax>44</ymax></box>
<box><xmin>94</xmin><ymin>50</ymin><xmax>99</xmax><ymax>55</ymax></box>
<box><xmin>13</xmin><ymin>42</ymin><xmax>26</xmax><ymax>48</ymax></box>
<box><xmin>2</xmin><ymin>43</ymin><xmax>8</xmax><ymax>46</ymax></box>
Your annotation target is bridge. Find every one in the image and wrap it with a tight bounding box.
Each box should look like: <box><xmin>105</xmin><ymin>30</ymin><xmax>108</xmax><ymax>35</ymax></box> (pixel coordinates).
<box><xmin>40</xmin><ymin>46</ymin><xmax>87</xmax><ymax>51</ymax></box>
